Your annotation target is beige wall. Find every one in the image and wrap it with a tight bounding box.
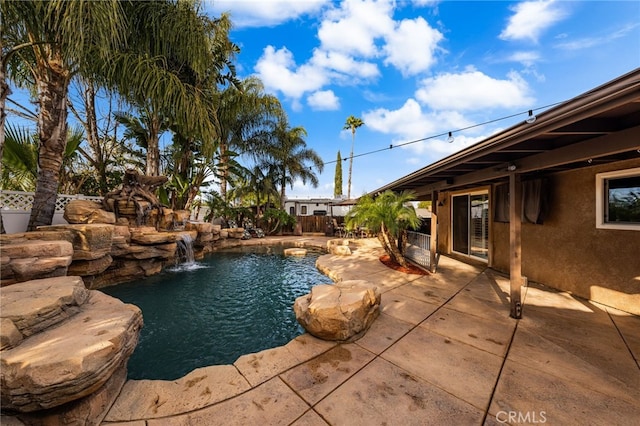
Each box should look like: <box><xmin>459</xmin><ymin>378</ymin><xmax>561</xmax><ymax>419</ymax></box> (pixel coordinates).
<box><xmin>438</xmin><ymin>158</ymin><xmax>640</xmax><ymax>315</ymax></box>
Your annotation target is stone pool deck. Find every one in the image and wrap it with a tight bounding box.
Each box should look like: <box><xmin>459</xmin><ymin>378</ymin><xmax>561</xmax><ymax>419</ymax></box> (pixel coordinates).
<box><xmin>101</xmin><ymin>236</ymin><xmax>639</xmax><ymax>425</ymax></box>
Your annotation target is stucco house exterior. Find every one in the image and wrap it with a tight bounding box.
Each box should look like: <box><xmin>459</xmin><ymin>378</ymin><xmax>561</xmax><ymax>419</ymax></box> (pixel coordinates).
<box><xmin>373</xmin><ymin>68</ymin><xmax>640</xmax><ymax>316</ymax></box>
<box><xmin>284</xmin><ymin>197</ymin><xmax>352</xmax><ymax>217</ymax></box>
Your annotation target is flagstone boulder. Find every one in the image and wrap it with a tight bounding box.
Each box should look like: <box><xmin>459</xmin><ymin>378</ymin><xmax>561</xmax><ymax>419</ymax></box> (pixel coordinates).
<box><xmin>0</xmin><ymin>276</ymin><xmax>89</xmax><ymax>343</ymax></box>
<box><xmin>0</xmin><ymin>240</ymin><xmax>74</xmax><ymax>284</ymax></box>
<box><xmin>227</xmin><ymin>227</ymin><xmax>246</xmax><ymax>239</ymax></box>
<box><xmin>87</xmin><ymin>259</ymin><xmax>163</xmax><ymax>290</ymax></box>
<box><xmin>67</xmin><ymin>254</ymin><xmax>113</xmax><ymax>276</ymax></box>
<box><xmin>186</xmin><ymin>221</ymin><xmax>217</xmax><ymax>245</ymax></box>
<box><xmin>293</xmin><ymin>280</ymin><xmax>381</xmax><ymax>342</ymax></box>
<box><xmin>284</xmin><ymin>248</ymin><xmax>307</xmax><ymax>256</ymax></box>
<box><xmin>38</xmin><ymin>224</ymin><xmax>114</xmax><ymax>261</ymax></box>
<box><xmin>0</xmin><ymin>276</ymin><xmax>143</xmax><ymax>417</ymax></box>
<box><xmin>63</xmin><ymin>199</ymin><xmax>116</xmax><ymax>225</ymax></box>
<box><xmin>155</xmin><ymin>207</ymin><xmax>176</xmax><ymax>231</ymax></box>
<box><xmin>130</xmin><ymin>226</ymin><xmax>177</xmax><ymax>245</ymax></box>
<box><xmin>173</xmin><ymin>209</ymin><xmax>191</xmax><ymax>227</ymax></box>
<box><xmin>327</xmin><ymin>239</ymin><xmax>352</xmax><ymax>255</ymax></box>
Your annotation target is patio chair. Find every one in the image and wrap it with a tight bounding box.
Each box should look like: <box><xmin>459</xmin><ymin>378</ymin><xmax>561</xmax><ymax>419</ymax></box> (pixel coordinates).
<box><xmin>343</xmin><ymin>225</ymin><xmax>356</xmax><ymax>239</ymax></box>
<box><xmin>357</xmin><ymin>227</ymin><xmax>369</xmax><ymax>238</ymax></box>
<box><xmin>333</xmin><ymin>219</ymin><xmax>346</xmax><ymax>237</ymax></box>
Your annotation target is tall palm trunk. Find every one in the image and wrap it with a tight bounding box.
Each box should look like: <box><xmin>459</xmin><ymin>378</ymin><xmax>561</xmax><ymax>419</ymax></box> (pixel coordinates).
<box><xmin>219</xmin><ymin>141</ymin><xmax>229</xmax><ymax>202</ymax></box>
<box><xmin>279</xmin><ymin>169</ymin><xmax>286</xmax><ymax>209</ymax></box>
<box><xmin>146</xmin><ymin>113</ymin><xmax>161</xmax><ymax>176</ymax></box>
<box><xmin>347</xmin><ymin>131</ymin><xmax>354</xmax><ymax>200</ymax></box>
<box><xmin>28</xmin><ymin>61</ymin><xmax>69</xmax><ymax>230</ymax></box>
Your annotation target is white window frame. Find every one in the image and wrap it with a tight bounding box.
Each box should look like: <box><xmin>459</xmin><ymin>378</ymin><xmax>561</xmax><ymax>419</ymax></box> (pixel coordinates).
<box><xmin>595</xmin><ymin>167</ymin><xmax>640</xmax><ymax>231</ymax></box>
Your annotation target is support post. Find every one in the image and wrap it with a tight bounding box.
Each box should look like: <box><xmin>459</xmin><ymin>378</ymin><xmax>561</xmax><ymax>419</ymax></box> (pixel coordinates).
<box><xmin>429</xmin><ymin>191</ymin><xmax>438</xmax><ymax>273</ymax></box>
<box><xmin>429</xmin><ymin>212</ymin><xmax>438</xmax><ymax>273</ymax></box>
<box><xmin>509</xmin><ymin>172</ymin><xmax>523</xmax><ymax>318</ymax></box>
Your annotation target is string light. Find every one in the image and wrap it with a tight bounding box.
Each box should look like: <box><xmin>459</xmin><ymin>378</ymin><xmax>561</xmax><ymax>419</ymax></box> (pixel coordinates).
<box><xmin>305</xmin><ymin>82</ymin><xmax>640</xmax><ymax>171</ymax></box>
<box><xmin>447</xmin><ymin>132</ymin><xmax>454</xmax><ymax>143</ymax></box>
<box><xmin>526</xmin><ymin>110</ymin><xmax>536</xmax><ymax>124</ymax></box>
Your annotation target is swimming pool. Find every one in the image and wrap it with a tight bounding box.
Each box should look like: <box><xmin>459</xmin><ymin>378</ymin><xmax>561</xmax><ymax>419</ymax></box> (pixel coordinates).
<box><xmin>103</xmin><ymin>245</ymin><xmax>329</xmax><ymax>380</ymax></box>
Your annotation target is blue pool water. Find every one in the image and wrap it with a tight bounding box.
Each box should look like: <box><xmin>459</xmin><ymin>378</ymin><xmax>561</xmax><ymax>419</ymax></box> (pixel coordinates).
<box><xmin>102</xmin><ymin>245</ymin><xmax>329</xmax><ymax>380</ymax></box>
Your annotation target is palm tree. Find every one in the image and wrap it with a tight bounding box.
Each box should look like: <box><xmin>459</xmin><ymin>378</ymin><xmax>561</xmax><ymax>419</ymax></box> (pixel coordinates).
<box><xmin>2</xmin><ymin>1</ymin><xmax>236</xmax><ymax>230</ymax></box>
<box><xmin>105</xmin><ymin>4</ymin><xmax>238</xmax><ymax>178</ymax></box>
<box><xmin>346</xmin><ymin>190</ymin><xmax>421</xmax><ymax>267</ymax></box>
<box><xmin>113</xmin><ymin>109</ymin><xmax>171</xmax><ymax>174</ymax></box>
<box><xmin>215</xmin><ymin>77</ymin><xmax>282</xmax><ymax>202</ymax></box>
<box><xmin>263</xmin><ymin>120</ymin><xmax>324</xmax><ymax>208</ymax></box>
<box><xmin>1</xmin><ymin>124</ymin><xmax>38</xmax><ymax>191</ymax></box>
<box><xmin>343</xmin><ymin>115</ymin><xmax>364</xmax><ymax>200</ymax></box>
<box><xmin>2</xmin><ymin>124</ymin><xmax>85</xmax><ymax>193</ymax></box>
<box><xmin>2</xmin><ymin>1</ymin><xmax>125</xmax><ymax>230</ymax></box>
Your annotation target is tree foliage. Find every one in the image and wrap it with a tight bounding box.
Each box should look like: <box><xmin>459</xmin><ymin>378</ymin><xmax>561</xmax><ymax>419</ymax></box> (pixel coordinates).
<box><xmin>261</xmin><ymin>119</ymin><xmax>324</xmax><ymax>208</ymax></box>
<box><xmin>334</xmin><ymin>150</ymin><xmax>343</xmax><ymax>198</ymax></box>
<box><xmin>346</xmin><ymin>190</ymin><xmax>420</xmax><ymax>266</ymax></box>
<box><xmin>2</xmin><ymin>0</ymin><xmax>238</xmax><ymax>230</ymax></box>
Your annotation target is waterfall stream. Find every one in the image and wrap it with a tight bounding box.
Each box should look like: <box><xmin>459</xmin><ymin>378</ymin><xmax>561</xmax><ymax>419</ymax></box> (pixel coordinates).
<box><xmin>176</xmin><ymin>234</ymin><xmax>195</xmax><ymax>265</ymax></box>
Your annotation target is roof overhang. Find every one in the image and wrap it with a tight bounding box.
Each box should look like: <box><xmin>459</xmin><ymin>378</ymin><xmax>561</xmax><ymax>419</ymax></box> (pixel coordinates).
<box><xmin>372</xmin><ymin>68</ymin><xmax>640</xmax><ymax>199</ymax></box>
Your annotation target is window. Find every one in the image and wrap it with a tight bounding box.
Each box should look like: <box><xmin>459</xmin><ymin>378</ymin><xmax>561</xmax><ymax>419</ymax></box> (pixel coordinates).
<box><xmin>301</xmin><ymin>206</ymin><xmax>307</xmax><ymax>215</ymax></box>
<box><xmin>596</xmin><ymin>167</ymin><xmax>640</xmax><ymax>230</ymax></box>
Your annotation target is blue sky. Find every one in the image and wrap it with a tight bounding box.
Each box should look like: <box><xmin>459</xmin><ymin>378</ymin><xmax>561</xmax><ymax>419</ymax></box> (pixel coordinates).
<box><xmin>205</xmin><ymin>0</ymin><xmax>640</xmax><ymax>199</ymax></box>
<box><xmin>5</xmin><ymin>1</ymin><xmax>639</xmax><ymax>201</ymax></box>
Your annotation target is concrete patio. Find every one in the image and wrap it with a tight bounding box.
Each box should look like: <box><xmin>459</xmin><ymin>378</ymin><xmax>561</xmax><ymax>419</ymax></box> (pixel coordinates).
<box><xmin>101</xmin><ymin>236</ymin><xmax>639</xmax><ymax>425</ymax></box>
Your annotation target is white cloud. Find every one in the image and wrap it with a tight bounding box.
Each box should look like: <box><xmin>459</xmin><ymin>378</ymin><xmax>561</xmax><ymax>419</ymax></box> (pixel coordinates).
<box><xmin>554</xmin><ymin>23</ymin><xmax>640</xmax><ymax>50</ymax></box>
<box><xmin>252</xmin><ymin>0</ymin><xmax>448</xmax><ymax>108</ymax></box>
<box><xmin>382</xmin><ymin>17</ymin><xmax>443</xmax><ymax>76</ymax></box>
<box><xmin>499</xmin><ymin>0</ymin><xmax>567</xmax><ymax>43</ymax></box>
<box><xmin>506</xmin><ymin>50</ymin><xmax>541</xmax><ymax>67</ymax></box>
<box><xmin>307</xmin><ymin>90</ymin><xmax>340</xmax><ymax>110</ymax></box>
<box><xmin>411</xmin><ymin>0</ymin><xmax>439</xmax><ymax>6</ymax></box>
<box><xmin>254</xmin><ymin>46</ymin><xmax>328</xmax><ymax>99</ymax></box>
<box><xmin>310</xmin><ymin>49</ymin><xmax>380</xmax><ymax>79</ymax></box>
<box><xmin>318</xmin><ymin>0</ymin><xmax>395</xmax><ymax>57</ymax></box>
<box><xmin>415</xmin><ymin>69</ymin><xmax>534</xmax><ymax>111</ymax></box>
<box><xmin>363</xmin><ymin>99</ymin><xmax>473</xmax><ymax>145</ymax></box>
<box><xmin>204</xmin><ymin>0</ymin><xmax>328</xmax><ymax>28</ymax></box>
<box><xmin>364</xmin><ymin>99</ymin><xmax>434</xmax><ymax>140</ymax></box>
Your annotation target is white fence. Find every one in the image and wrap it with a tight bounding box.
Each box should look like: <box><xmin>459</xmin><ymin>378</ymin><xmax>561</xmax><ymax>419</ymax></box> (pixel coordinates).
<box><xmin>0</xmin><ymin>190</ymin><xmax>103</xmax><ymax>234</ymax></box>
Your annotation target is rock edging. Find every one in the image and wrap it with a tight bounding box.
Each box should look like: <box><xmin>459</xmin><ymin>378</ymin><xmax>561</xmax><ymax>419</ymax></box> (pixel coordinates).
<box><xmin>293</xmin><ymin>280</ymin><xmax>381</xmax><ymax>342</ymax></box>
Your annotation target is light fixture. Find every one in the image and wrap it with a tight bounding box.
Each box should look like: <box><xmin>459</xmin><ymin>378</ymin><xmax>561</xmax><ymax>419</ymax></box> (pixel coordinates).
<box><xmin>447</xmin><ymin>132</ymin><xmax>454</xmax><ymax>143</ymax></box>
<box><xmin>507</xmin><ymin>163</ymin><xmax>517</xmax><ymax>172</ymax></box>
<box><xmin>526</xmin><ymin>110</ymin><xmax>536</xmax><ymax>124</ymax></box>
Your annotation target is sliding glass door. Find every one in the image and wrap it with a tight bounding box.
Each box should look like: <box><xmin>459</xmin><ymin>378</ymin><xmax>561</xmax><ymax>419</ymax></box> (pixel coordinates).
<box><xmin>452</xmin><ymin>191</ymin><xmax>489</xmax><ymax>261</ymax></box>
